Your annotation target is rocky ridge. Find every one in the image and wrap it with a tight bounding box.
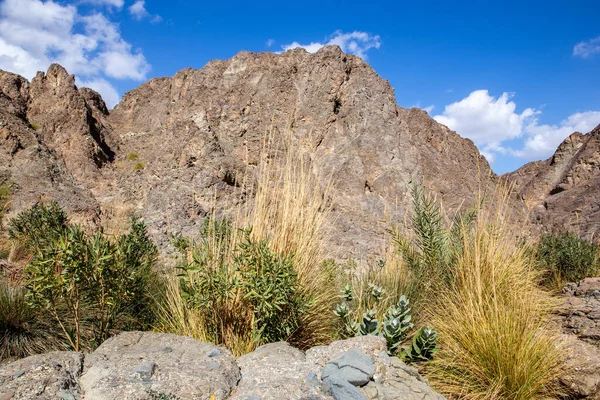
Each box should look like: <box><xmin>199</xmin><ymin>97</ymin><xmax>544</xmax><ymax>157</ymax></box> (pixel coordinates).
<box><xmin>505</xmin><ymin>124</ymin><xmax>600</xmax><ymax>240</ymax></box>
<box><xmin>0</xmin><ymin>332</ymin><xmax>445</xmax><ymax>400</ymax></box>
<box><xmin>0</xmin><ymin>46</ymin><xmax>494</xmax><ymax>259</ymax></box>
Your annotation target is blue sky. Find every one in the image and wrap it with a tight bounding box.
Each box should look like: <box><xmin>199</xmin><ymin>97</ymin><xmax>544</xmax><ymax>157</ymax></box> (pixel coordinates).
<box><xmin>0</xmin><ymin>0</ymin><xmax>599</xmax><ymax>173</ymax></box>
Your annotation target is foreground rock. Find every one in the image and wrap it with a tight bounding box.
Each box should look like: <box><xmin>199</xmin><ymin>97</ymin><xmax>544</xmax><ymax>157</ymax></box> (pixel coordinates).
<box><xmin>0</xmin><ymin>332</ymin><xmax>444</xmax><ymax>399</ymax></box>
<box><xmin>557</xmin><ymin>278</ymin><xmax>600</xmax><ymax>398</ymax></box>
<box><xmin>80</xmin><ymin>331</ymin><xmax>240</xmax><ymax>399</ymax></box>
<box><xmin>0</xmin><ymin>351</ymin><xmax>84</xmax><ymax>399</ymax></box>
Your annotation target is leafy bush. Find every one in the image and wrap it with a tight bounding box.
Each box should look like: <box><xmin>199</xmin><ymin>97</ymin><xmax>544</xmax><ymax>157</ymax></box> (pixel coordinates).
<box><xmin>8</xmin><ymin>201</ymin><xmax>67</xmax><ymax>252</ymax></box>
<box><xmin>134</xmin><ymin>162</ymin><xmax>145</xmax><ymax>171</ymax></box>
<box><xmin>126</xmin><ymin>152</ymin><xmax>139</xmax><ymax>160</ymax></box>
<box><xmin>0</xmin><ymin>282</ymin><xmax>63</xmax><ymax>360</ymax></box>
<box><xmin>175</xmin><ymin>221</ymin><xmax>309</xmax><ymax>352</ymax></box>
<box><xmin>11</xmin><ymin>203</ymin><xmax>158</xmax><ymax>351</ymax></box>
<box><xmin>535</xmin><ymin>233</ymin><xmax>600</xmax><ymax>288</ymax></box>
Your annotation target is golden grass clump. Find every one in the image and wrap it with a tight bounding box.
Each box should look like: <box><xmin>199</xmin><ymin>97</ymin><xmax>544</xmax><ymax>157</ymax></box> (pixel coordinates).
<box><xmin>425</xmin><ymin>187</ymin><xmax>564</xmax><ymax>399</ymax></box>
<box><xmin>156</xmin><ymin>129</ymin><xmax>337</xmax><ymax>354</ymax></box>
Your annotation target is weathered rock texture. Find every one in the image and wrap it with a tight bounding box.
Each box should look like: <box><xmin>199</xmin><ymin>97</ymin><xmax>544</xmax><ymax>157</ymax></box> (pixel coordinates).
<box><xmin>556</xmin><ymin>278</ymin><xmax>600</xmax><ymax>398</ymax></box>
<box><xmin>0</xmin><ymin>332</ymin><xmax>444</xmax><ymax>400</ymax></box>
<box><xmin>0</xmin><ymin>46</ymin><xmax>494</xmax><ymax>259</ymax></box>
<box><xmin>505</xmin><ymin>124</ymin><xmax>600</xmax><ymax>241</ymax></box>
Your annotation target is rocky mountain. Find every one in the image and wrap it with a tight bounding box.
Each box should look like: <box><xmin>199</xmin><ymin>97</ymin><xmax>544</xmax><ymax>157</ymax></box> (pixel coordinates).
<box><xmin>2</xmin><ymin>45</ymin><xmax>498</xmax><ymax>259</ymax></box>
<box><xmin>505</xmin><ymin>124</ymin><xmax>600</xmax><ymax>241</ymax></box>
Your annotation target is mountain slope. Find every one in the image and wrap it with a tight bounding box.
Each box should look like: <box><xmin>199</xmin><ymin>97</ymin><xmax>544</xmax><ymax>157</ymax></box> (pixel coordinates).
<box><xmin>505</xmin><ymin>124</ymin><xmax>600</xmax><ymax>240</ymax></box>
<box><xmin>1</xmin><ymin>46</ymin><xmax>496</xmax><ymax>258</ymax></box>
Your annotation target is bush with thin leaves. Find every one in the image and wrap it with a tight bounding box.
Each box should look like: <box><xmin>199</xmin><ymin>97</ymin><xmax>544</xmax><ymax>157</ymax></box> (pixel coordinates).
<box><xmin>403</xmin><ymin>185</ymin><xmax>565</xmax><ymax>399</ymax></box>
<box><xmin>535</xmin><ymin>233</ymin><xmax>600</xmax><ymax>290</ymax></box>
<box><xmin>14</xmin><ymin>202</ymin><xmax>158</xmax><ymax>351</ymax></box>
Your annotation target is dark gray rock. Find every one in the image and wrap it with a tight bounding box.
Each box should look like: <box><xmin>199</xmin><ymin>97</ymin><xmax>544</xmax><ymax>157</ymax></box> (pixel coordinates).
<box><xmin>321</xmin><ymin>349</ymin><xmax>375</xmax><ymax>386</ymax></box>
<box><xmin>322</xmin><ymin>376</ymin><xmax>369</xmax><ymax>400</ymax></box>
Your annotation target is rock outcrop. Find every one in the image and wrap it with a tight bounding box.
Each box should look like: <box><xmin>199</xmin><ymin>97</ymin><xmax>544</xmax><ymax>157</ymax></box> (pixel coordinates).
<box><xmin>0</xmin><ymin>332</ymin><xmax>445</xmax><ymax>400</ymax></box>
<box><xmin>0</xmin><ymin>46</ymin><xmax>495</xmax><ymax>259</ymax></box>
<box><xmin>556</xmin><ymin>278</ymin><xmax>600</xmax><ymax>398</ymax></box>
<box><xmin>505</xmin><ymin>124</ymin><xmax>600</xmax><ymax>241</ymax></box>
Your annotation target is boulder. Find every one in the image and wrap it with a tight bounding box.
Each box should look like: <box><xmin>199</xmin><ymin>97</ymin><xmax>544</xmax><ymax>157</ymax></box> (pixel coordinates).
<box><xmin>0</xmin><ymin>351</ymin><xmax>84</xmax><ymax>400</ymax></box>
<box><xmin>0</xmin><ymin>332</ymin><xmax>445</xmax><ymax>400</ymax></box>
<box><xmin>79</xmin><ymin>331</ymin><xmax>240</xmax><ymax>400</ymax></box>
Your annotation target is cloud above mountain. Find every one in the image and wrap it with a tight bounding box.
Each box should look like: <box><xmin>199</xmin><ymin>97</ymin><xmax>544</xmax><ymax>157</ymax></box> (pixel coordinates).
<box><xmin>0</xmin><ymin>0</ymin><xmax>151</xmax><ymax>108</ymax></box>
<box><xmin>281</xmin><ymin>31</ymin><xmax>381</xmax><ymax>59</ymax></box>
<box><xmin>433</xmin><ymin>90</ymin><xmax>600</xmax><ymax>164</ymax></box>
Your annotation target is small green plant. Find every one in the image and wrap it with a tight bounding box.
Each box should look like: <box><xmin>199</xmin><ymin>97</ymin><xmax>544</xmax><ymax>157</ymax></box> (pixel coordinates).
<box><xmin>30</xmin><ymin>123</ymin><xmax>40</xmax><ymax>131</ymax></box>
<box><xmin>381</xmin><ymin>295</ymin><xmax>413</xmax><ymax>354</ymax></box>
<box><xmin>400</xmin><ymin>326</ymin><xmax>439</xmax><ymax>363</ymax></box>
<box><xmin>134</xmin><ymin>162</ymin><xmax>145</xmax><ymax>171</ymax></box>
<box><xmin>535</xmin><ymin>233</ymin><xmax>600</xmax><ymax>288</ymax></box>
<box><xmin>358</xmin><ymin>309</ymin><xmax>379</xmax><ymax>336</ymax></box>
<box><xmin>335</xmin><ymin>289</ymin><xmax>421</xmax><ymax>356</ymax></box>
<box><xmin>126</xmin><ymin>152</ymin><xmax>140</xmax><ymax>160</ymax></box>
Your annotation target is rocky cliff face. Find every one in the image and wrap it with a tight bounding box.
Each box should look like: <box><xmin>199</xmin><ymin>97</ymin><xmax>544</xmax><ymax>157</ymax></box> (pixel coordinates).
<box><xmin>505</xmin><ymin>124</ymin><xmax>600</xmax><ymax>240</ymax></box>
<box><xmin>1</xmin><ymin>46</ymin><xmax>496</xmax><ymax>258</ymax></box>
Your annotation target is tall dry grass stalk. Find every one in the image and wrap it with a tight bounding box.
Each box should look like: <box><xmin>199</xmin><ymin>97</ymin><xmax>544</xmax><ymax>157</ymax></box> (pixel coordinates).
<box><xmin>240</xmin><ymin>130</ymin><xmax>337</xmax><ymax>347</ymax></box>
<box><xmin>156</xmin><ymin>127</ymin><xmax>337</xmax><ymax>353</ymax></box>
<box><xmin>426</xmin><ymin>186</ymin><xmax>564</xmax><ymax>399</ymax></box>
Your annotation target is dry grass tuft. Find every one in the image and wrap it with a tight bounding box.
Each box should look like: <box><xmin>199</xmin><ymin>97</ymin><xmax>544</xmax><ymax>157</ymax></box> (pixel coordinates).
<box><xmin>425</xmin><ymin>188</ymin><xmax>564</xmax><ymax>399</ymax></box>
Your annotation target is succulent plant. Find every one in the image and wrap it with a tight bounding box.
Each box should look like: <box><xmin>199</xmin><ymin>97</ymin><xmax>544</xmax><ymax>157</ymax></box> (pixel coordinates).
<box><xmin>400</xmin><ymin>326</ymin><xmax>439</xmax><ymax>363</ymax></box>
<box><xmin>368</xmin><ymin>283</ymin><xmax>385</xmax><ymax>302</ymax></box>
<box><xmin>359</xmin><ymin>309</ymin><xmax>379</xmax><ymax>336</ymax></box>
<box><xmin>340</xmin><ymin>284</ymin><xmax>353</xmax><ymax>302</ymax></box>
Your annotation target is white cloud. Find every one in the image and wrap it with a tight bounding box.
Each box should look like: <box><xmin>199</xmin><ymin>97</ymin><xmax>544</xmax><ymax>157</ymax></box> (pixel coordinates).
<box><xmin>266</xmin><ymin>38</ymin><xmax>275</xmax><ymax>48</ymax></box>
<box><xmin>514</xmin><ymin>111</ymin><xmax>600</xmax><ymax>160</ymax></box>
<box><xmin>433</xmin><ymin>90</ymin><xmax>600</xmax><ymax>163</ymax></box>
<box><xmin>281</xmin><ymin>31</ymin><xmax>381</xmax><ymax>59</ymax></box>
<box><xmin>78</xmin><ymin>77</ymin><xmax>119</xmax><ymax>108</ymax></box>
<box><xmin>573</xmin><ymin>36</ymin><xmax>600</xmax><ymax>58</ymax></box>
<box><xmin>128</xmin><ymin>1</ymin><xmax>161</xmax><ymax>23</ymax></box>
<box><xmin>80</xmin><ymin>0</ymin><xmax>124</xmax><ymax>8</ymax></box>
<box><xmin>0</xmin><ymin>0</ymin><xmax>151</xmax><ymax>108</ymax></box>
<box><xmin>128</xmin><ymin>0</ymin><xmax>148</xmax><ymax>20</ymax></box>
<box><xmin>434</xmin><ymin>90</ymin><xmax>536</xmax><ymax>146</ymax></box>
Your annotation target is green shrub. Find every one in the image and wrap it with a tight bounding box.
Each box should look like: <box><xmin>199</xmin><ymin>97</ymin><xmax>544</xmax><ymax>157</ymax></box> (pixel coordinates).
<box><xmin>8</xmin><ymin>201</ymin><xmax>68</xmax><ymax>252</ymax></box>
<box><xmin>30</xmin><ymin>123</ymin><xmax>40</xmax><ymax>131</ymax></box>
<box><xmin>535</xmin><ymin>233</ymin><xmax>600</xmax><ymax>288</ymax></box>
<box><xmin>177</xmin><ymin>223</ymin><xmax>310</xmax><ymax>347</ymax></box>
<box><xmin>0</xmin><ymin>282</ymin><xmax>63</xmax><ymax>360</ymax></box>
<box><xmin>134</xmin><ymin>162</ymin><xmax>145</xmax><ymax>171</ymax></box>
<box><xmin>126</xmin><ymin>152</ymin><xmax>139</xmax><ymax>160</ymax></box>
<box><xmin>11</xmin><ymin>202</ymin><xmax>158</xmax><ymax>351</ymax></box>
